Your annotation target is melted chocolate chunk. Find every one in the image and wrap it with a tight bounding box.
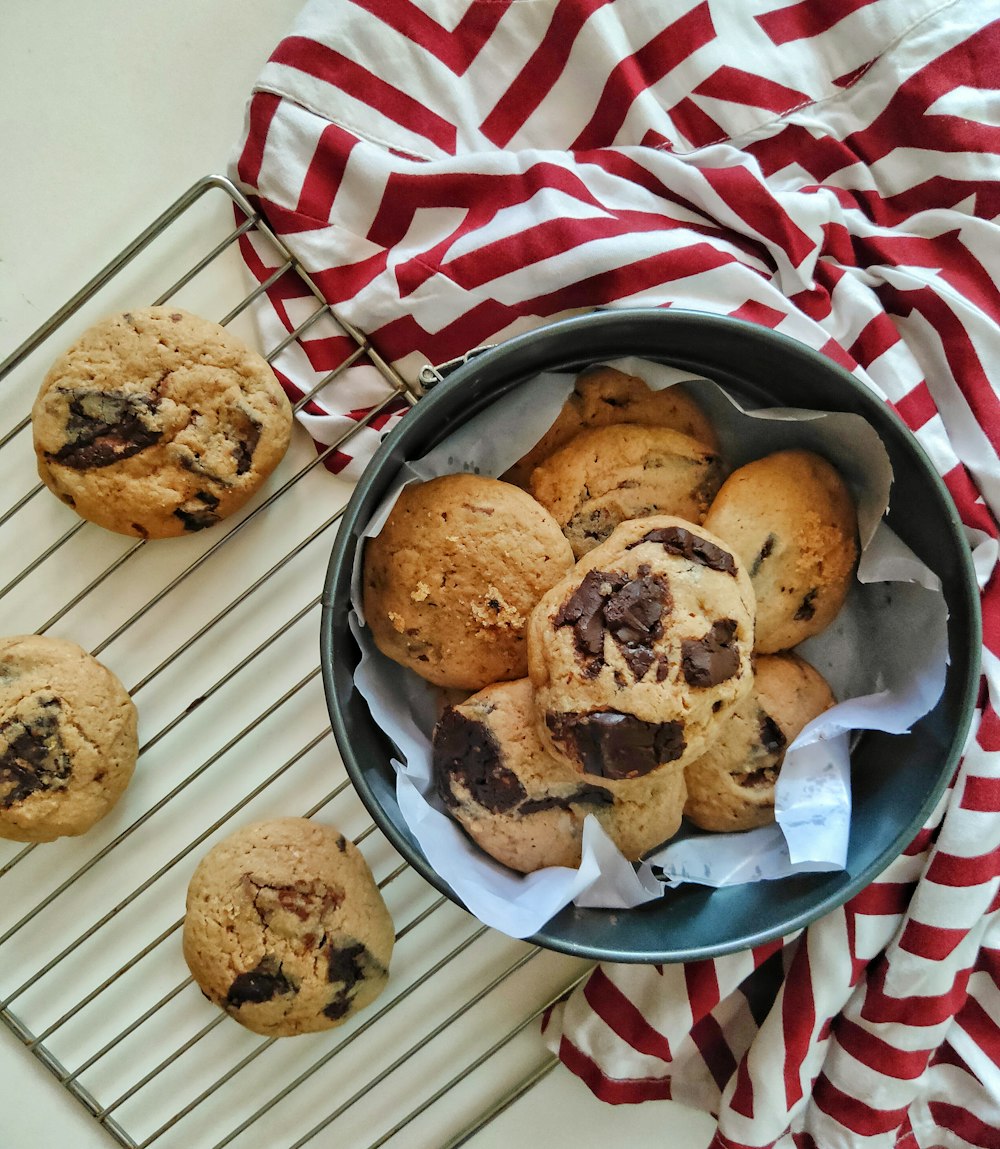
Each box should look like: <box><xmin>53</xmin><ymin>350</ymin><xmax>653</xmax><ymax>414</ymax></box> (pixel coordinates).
<box><xmin>794</xmin><ymin>588</ymin><xmax>818</xmax><ymax>621</ymax></box>
<box><xmin>0</xmin><ymin>698</ymin><xmax>72</xmax><ymax>808</ymax></box>
<box><xmin>226</xmin><ymin>956</ymin><xmax>295</xmax><ymax>1008</ymax></box>
<box><xmin>327</xmin><ymin>941</ymin><xmax>367</xmax><ymax>987</ymax></box>
<box><xmin>324</xmin><ymin>940</ymin><xmax>381</xmax><ymax>1020</ymax></box>
<box><xmin>51</xmin><ymin>389</ymin><xmax>160</xmax><ymax>469</ymax></box>
<box><xmin>603</xmin><ymin>567</ymin><xmax>669</xmax><ymax>678</ymax></box>
<box><xmin>627</xmin><ymin>525</ymin><xmax>736</xmax><ymax>575</ymax></box>
<box><xmin>681</xmin><ymin>619</ymin><xmax>740</xmax><ymax>687</ymax></box>
<box><xmin>759</xmin><ymin>714</ymin><xmax>787</xmax><ymax>755</ymax></box>
<box><xmin>738</xmin><ymin>766</ymin><xmax>779</xmax><ymax>790</ymax></box>
<box><xmin>750</xmin><ymin>533</ymin><xmax>777</xmax><ymax>578</ymax></box>
<box><xmin>554</xmin><ymin>569</ymin><xmax>618</xmax><ymax>658</ymax></box>
<box><xmin>228</xmin><ymin>408</ymin><xmax>263</xmax><ymax>475</ymax></box>
<box><xmin>173</xmin><ymin>489</ymin><xmax>222</xmax><ymax>532</ymax></box>
<box><xmin>547</xmin><ymin>711</ymin><xmax>686</xmax><ymax>779</ymax></box>
<box><xmin>433</xmin><ymin>709</ymin><xmax>526</xmax><ymax>813</ymax></box>
<box><xmin>555</xmin><ymin>567</ymin><xmax>670</xmax><ymax>679</ymax></box>
<box><xmin>520</xmin><ymin>783</ymin><xmax>614</xmax><ymax>815</ymax></box>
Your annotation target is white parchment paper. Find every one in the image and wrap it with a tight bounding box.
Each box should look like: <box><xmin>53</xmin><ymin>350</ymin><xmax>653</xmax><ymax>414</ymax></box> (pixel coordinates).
<box><xmin>349</xmin><ymin>358</ymin><xmax>949</xmax><ymax>938</ymax></box>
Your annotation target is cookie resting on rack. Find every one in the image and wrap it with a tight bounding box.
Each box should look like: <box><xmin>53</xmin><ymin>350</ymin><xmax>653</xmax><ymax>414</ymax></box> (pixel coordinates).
<box><xmin>362</xmin><ymin>473</ymin><xmax>575</xmax><ymax>691</ymax></box>
<box><xmin>0</xmin><ymin>634</ymin><xmax>138</xmax><ymax>843</ymax></box>
<box><xmin>529</xmin><ymin>423</ymin><xmax>725</xmax><ymax>558</ymax></box>
<box><xmin>31</xmin><ymin>307</ymin><xmax>293</xmax><ymax>538</ymax></box>
<box><xmin>527</xmin><ymin>514</ymin><xmax>756</xmax><ymax>780</ymax></box>
<box><xmin>433</xmin><ymin>678</ymin><xmax>687</xmax><ymax>872</ymax></box>
<box><xmin>182</xmin><ymin>818</ymin><xmax>395</xmax><ymax>1037</ymax></box>
<box><xmin>503</xmin><ymin>365</ymin><xmax>719</xmax><ymax>488</ymax></box>
<box><xmin>703</xmin><ymin>449</ymin><xmax>858</xmax><ymax>653</ymax></box>
<box><xmin>683</xmin><ymin>652</ymin><xmax>836</xmax><ymax>832</ymax></box>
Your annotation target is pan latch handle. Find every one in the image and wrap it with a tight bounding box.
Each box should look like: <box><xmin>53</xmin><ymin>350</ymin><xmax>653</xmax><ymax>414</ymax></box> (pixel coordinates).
<box><xmin>417</xmin><ymin>345</ymin><xmax>496</xmax><ymax>391</ymax></box>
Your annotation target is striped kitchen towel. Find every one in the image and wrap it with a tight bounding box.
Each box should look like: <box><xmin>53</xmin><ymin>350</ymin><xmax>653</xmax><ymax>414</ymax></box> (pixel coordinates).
<box><xmin>231</xmin><ymin>1</ymin><xmax>1000</xmax><ymax>1144</ymax></box>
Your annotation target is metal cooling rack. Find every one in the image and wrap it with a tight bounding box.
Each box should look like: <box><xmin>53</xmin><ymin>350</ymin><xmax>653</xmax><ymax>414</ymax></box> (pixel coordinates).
<box><xmin>0</xmin><ymin>175</ymin><xmax>594</xmax><ymax>1149</ymax></box>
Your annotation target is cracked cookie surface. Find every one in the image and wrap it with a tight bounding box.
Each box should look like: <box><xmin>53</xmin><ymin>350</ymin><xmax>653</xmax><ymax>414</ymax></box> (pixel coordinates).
<box><xmin>363</xmin><ymin>473</ymin><xmax>575</xmax><ymax>691</ymax></box>
<box><xmin>182</xmin><ymin>818</ymin><xmax>394</xmax><ymax>1037</ymax></box>
<box><xmin>0</xmin><ymin>635</ymin><xmax>138</xmax><ymax>842</ymax></box>
<box><xmin>31</xmin><ymin>307</ymin><xmax>293</xmax><ymax>538</ymax></box>
<box><xmin>527</xmin><ymin>515</ymin><xmax>756</xmax><ymax>779</ymax></box>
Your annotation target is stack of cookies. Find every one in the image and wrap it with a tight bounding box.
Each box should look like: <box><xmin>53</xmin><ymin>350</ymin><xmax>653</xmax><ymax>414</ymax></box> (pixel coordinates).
<box><xmin>364</xmin><ymin>365</ymin><xmax>859</xmax><ymax>875</ymax></box>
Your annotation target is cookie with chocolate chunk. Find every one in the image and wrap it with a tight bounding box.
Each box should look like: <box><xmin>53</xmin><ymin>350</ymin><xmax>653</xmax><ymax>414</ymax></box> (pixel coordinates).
<box><xmin>529</xmin><ymin>424</ymin><xmax>725</xmax><ymax>558</ymax></box>
<box><xmin>433</xmin><ymin>678</ymin><xmax>686</xmax><ymax>872</ymax></box>
<box><xmin>363</xmin><ymin>473</ymin><xmax>575</xmax><ymax>691</ymax></box>
<box><xmin>31</xmin><ymin>307</ymin><xmax>293</xmax><ymax>538</ymax></box>
<box><xmin>703</xmin><ymin>449</ymin><xmax>858</xmax><ymax>653</ymax></box>
<box><xmin>0</xmin><ymin>635</ymin><xmax>138</xmax><ymax>843</ymax></box>
<box><xmin>683</xmin><ymin>652</ymin><xmax>836</xmax><ymax>832</ymax></box>
<box><xmin>182</xmin><ymin>818</ymin><xmax>394</xmax><ymax>1037</ymax></box>
<box><xmin>504</xmin><ymin>366</ymin><xmax>718</xmax><ymax>488</ymax></box>
<box><xmin>527</xmin><ymin>515</ymin><xmax>756</xmax><ymax>780</ymax></box>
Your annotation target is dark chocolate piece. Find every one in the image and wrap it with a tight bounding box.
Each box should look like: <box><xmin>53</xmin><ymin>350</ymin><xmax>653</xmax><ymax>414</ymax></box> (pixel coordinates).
<box><xmin>520</xmin><ymin>783</ymin><xmax>614</xmax><ymax>815</ymax></box>
<box><xmin>50</xmin><ymin>389</ymin><xmax>160</xmax><ymax>469</ymax></box>
<box><xmin>554</xmin><ymin>569</ymin><xmax>619</xmax><ymax>658</ymax></box>
<box><xmin>628</xmin><ymin>525</ymin><xmax>736</xmax><ymax>575</ymax></box>
<box><xmin>324</xmin><ymin>940</ymin><xmax>384</xmax><ymax>1021</ymax></box>
<box><xmin>794</xmin><ymin>588</ymin><xmax>818</xmax><ymax>621</ymax></box>
<box><xmin>173</xmin><ymin>489</ymin><xmax>221</xmax><ymax>531</ymax></box>
<box><xmin>738</xmin><ymin>766</ymin><xmax>779</xmax><ymax>790</ymax></box>
<box><xmin>603</xmin><ymin>567</ymin><xmax>669</xmax><ymax>679</ymax></box>
<box><xmin>433</xmin><ymin>708</ymin><xmax>526</xmax><ymax>813</ymax></box>
<box><xmin>226</xmin><ymin>956</ymin><xmax>295</xmax><ymax>1008</ymax></box>
<box><xmin>555</xmin><ymin>566</ymin><xmax>670</xmax><ymax>678</ymax></box>
<box><xmin>759</xmin><ymin>714</ymin><xmax>787</xmax><ymax>755</ymax></box>
<box><xmin>0</xmin><ymin>697</ymin><xmax>72</xmax><ymax>808</ymax></box>
<box><xmin>228</xmin><ymin>408</ymin><xmax>263</xmax><ymax>475</ymax></box>
<box><xmin>681</xmin><ymin>619</ymin><xmax>740</xmax><ymax>687</ymax></box>
<box><xmin>547</xmin><ymin>710</ymin><xmax>686</xmax><ymax>779</ymax></box>
<box><xmin>750</xmin><ymin>533</ymin><xmax>777</xmax><ymax>578</ymax></box>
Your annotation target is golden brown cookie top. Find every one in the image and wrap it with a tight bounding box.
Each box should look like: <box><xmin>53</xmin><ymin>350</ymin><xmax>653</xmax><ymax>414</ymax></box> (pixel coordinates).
<box><xmin>529</xmin><ymin>424</ymin><xmax>725</xmax><ymax>557</ymax></box>
<box><xmin>182</xmin><ymin>818</ymin><xmax>395</xmax><ymax>1037</ymax></box>
<box><xmin>527</xmin><ymin>514</ymin><xmax>756</xmax><ymax>779</ymax></box>
<box><xmin>31</xmin><ymin>307</ymin><xmax>293</xmax><ymax>538</ymax></box>
<box><xmin>0</xmin><ymin>634</ymin><xmax>137</xmax><ymax>843</ymax></box>
<box><xmin>504</xmin><ymin>366</ymin><xmax>718</xmax><ymax>487</ymax></box>
<box><xmin>703</xmin><ymin>449</ymin><xmax>858</xmax><ymax>653</ymax></box>
<box><xmin>362</xmin><ymin>473</ymin><xmax>575</xmax><ymax>691</ymax></box>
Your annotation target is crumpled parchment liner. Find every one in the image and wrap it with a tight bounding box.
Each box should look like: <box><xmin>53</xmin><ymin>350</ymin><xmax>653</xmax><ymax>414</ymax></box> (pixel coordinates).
<box><xmin>349</xmin><ymin>358</ymin><xmax>948</xmax><ymax>938</ymax></box>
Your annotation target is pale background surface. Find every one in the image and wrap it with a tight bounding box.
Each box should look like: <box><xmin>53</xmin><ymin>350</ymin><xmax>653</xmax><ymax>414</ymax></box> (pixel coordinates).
<box><xmin>0</xmin><ymin>3</ymin><xmax>715</xmax><ymax>1147</ymax></box>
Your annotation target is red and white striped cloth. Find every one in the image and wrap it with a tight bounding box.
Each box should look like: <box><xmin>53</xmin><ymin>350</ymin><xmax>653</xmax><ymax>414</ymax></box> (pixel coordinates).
<box><xmin>231</xmin><ymin>2</ymin><xmax>1000</xmax><ymax>1144</ymax></box>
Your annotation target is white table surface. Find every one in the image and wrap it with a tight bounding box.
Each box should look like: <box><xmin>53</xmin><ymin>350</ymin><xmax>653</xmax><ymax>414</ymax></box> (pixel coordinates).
<box><xmin>0</xmin><ymin>4</ymin><xmax>716</xmax><ymax>1147</ymax></box>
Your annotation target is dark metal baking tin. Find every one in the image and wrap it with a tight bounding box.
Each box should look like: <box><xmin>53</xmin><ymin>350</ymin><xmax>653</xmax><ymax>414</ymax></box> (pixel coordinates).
<box><xmin>320</xmin><ymin>308</ymin><xmax>981</xmax><ymax>965</ymax></box>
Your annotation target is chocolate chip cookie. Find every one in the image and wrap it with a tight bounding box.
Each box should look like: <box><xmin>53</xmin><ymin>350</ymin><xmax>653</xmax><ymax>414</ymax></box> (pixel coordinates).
<box><xmin>0</xmin><ymin>635</ymin><xmax>138</xmax><ymax>843</ymax></box>
<box><xmin>529</xmin><ymin>424</ymin><xmax>725</xmax><ymax>557</ymax></box>
<box><xmin>527</xmin><ymin>515</ymin><xmax>756</xmax><ymax>780</ymax></box>
<box><xmin>683</xmin><ymin>652</ymin><xmax>836</xmax><ymax>832</ymax></box>
<box><xmin>31</xmin><ymin>307</ymin><xmax>293</xmax><ymax>538</ymax></box>
<box><xmin>703</xmin><ymin>449</ymin><xmax>858</xmax><ymax>653</ymax></box>
<box><xmin>363</xmin><ymin>473</ymin><xmax>575</xmax><ymax>691</ymax></box>
<box><xmin>504</xmin><ymin>365</ymin><xmax>719</xmax><ymax>487</ymax></box>
<box><xmin>182</xmin><ymin>818</ymin><xmax>395</xmax><ymax>1037</ymax></box>
<box><xmin>433</xmin><ymin>678</ymin><xmax>686</xmax><ymax>872</ymax></box>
